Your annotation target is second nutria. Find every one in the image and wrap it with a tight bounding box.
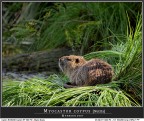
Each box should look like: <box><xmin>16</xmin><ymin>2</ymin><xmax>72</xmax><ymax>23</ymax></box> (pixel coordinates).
<box><xmin>59</xmin><ymin>55</ymin><xmax>114</xmax><ymax>88</ymax></box>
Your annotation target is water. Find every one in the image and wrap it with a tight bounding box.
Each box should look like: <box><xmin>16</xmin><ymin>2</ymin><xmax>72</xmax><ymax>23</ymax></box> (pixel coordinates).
<box><xmin>2</xmin><ymin>71</ymin><xmax>49</xmax><ymax>81</ymax></box>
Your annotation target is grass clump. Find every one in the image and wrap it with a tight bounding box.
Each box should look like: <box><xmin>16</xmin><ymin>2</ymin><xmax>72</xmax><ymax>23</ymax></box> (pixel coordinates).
<box><xmin>84</xmin><ymin>14</ymin><xmax>142</xmax><ymax>104</ymax></box>
<box><xmin>2</xmin><ymin>75</ymin><xmax>64</xmax><ymax>106</ymax></box>
<box><xmin>2</xmin><ymin>75</ymin><xmax>139</xmax><ymax>107</ymax></box>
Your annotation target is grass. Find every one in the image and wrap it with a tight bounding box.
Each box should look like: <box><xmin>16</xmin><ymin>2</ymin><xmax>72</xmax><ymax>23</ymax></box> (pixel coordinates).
<box><xmin>2</xmin><ymin>75</ymin><xmax>140</xmax><ymax>107</ymax></box>
<box><xmin>2</xmin><ymin>2</ymin><xmax>141</xmax><ymax>54</ymax></box>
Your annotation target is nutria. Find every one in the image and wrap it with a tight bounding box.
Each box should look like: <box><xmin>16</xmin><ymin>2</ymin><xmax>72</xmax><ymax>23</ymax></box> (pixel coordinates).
<box><xmin>59</xmin><ymin>55</ymin><xmax>113</xmax><ymax>88</ymax></box>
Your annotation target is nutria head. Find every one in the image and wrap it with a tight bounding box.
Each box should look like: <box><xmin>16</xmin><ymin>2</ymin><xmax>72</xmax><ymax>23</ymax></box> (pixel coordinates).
<box><xmin>59</xmin><ymin>55</ymin><xmax>86</xmax><ymax>75</ymax></box>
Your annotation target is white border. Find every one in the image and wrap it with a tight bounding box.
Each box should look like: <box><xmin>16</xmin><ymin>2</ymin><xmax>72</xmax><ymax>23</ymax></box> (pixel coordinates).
<box><xmin>1</xmin><ymin>1</ymin><xmax>143</xmax><ymax>109</ymax></box>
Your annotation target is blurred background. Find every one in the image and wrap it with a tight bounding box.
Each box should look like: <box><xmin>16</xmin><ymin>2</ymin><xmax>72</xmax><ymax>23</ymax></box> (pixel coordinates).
<box><xmin>2</xmin><ymin>2</ymin><xmax>141</xmax><ymax>55</ymax></box>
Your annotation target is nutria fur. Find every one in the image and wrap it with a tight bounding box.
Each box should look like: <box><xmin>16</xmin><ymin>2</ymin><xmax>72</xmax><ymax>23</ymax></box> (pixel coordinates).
<box><xmin>59</xmin><ymin>55</ymin><xmax>113</xmax><ymax>88</ymax></box>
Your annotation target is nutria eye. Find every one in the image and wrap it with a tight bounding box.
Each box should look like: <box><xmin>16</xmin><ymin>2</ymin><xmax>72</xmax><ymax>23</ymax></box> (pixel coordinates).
<box><xmin>67</xmin><ymin>58</ymin><xmax>71</xmax><ymax>61</ymax></box>
<box><xmin>75</xmin><ymin>58</ymin><xmax>79</xmax><ymax>63</ymax></box>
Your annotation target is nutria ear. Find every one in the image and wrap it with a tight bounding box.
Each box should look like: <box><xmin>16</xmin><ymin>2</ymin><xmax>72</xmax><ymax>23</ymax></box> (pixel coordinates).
<box><xmin>80</xmin><ymin>56</ymin><xmax>84</xmax><ymax>59</ymax></box>
<box><xmin>75</xmin><ymin>58</ymin><xmax>79</xmax><ymax>63</ymax></box>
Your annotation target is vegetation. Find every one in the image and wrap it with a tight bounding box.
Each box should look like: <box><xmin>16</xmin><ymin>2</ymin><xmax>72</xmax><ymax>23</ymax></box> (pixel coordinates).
<box><xmin>2</xmin><ymin>75</ymin><xmax>140</xmax><ymax>106</ymax></box>
<box><xmin>2</xmin><ymin>2</ymin><xmax>142</xmax><ymax>106</ymax></box>
<box><xmin>2</xmin><ymin>2</ymin><xmax>141</xmax><ymax>55</ymax></box>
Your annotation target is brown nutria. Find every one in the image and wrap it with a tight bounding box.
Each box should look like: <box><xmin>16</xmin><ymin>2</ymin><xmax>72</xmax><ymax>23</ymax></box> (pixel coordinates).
<box><xmin>59</xmin><ymin>55</ymin><xmax>114</xmax><ymax>88</ymax></box>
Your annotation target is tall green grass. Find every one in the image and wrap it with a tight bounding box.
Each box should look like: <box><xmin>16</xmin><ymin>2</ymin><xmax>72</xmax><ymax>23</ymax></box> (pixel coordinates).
<box><xmin>34</xmin><ymin>2</ymin><xmax>135</xmax><ymax>52</ymax></box>
<box><xmin>84</xmin><ymin>14</ymin><xmax>142</xmax><ymax>103</ymax></box>
<box><xmin>3</xmin><ymin>2</ymin><xmax>141</xmax><ymax>54</ymax></box>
